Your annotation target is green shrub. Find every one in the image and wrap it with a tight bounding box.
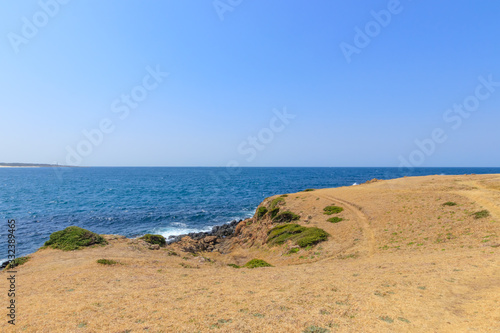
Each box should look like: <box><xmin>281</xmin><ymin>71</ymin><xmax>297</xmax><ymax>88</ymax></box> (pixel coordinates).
<box><xmin>97</xmin><ymin>259</ymin><xmax>118</xmax><ymax>265</ymax></box>
<box><xmin>281</xmin><ymin>194</ymin><xmax>288</xmax><ymax>198</ymax></box>
<box><xmin>273</xmin><ymin>211</ymin><xmax>300</xmax><ymax>223</ymax></box>
<box><xmin>379</xmin><ymin>316</ymin><xmax>394</xmax><ymax>323</ymax></box>
<box><xmin>244</xmin><ymin>259</ymin><xmax>273</xmax><ymax>268</ymax></box>
<box><xmin>227</xmin><ymin>263</ymin><xmax>241</xmax><ymax>269</ymax></box>
<box><xmin>443</xmin><ymin>201</ymin><xmax>457</xmax><ymax>206</ymax></box>
<box><xmin>303</xmin><ymin>189</ymin><xmax>315</xmax><ymax>192</ymax></box>
<box><xmin>288</xmin><ymin>248</ymin><xmax>300</xmax><ymax>254</ymax></box>
<box><xmin>303</xmin><ymin>326</ymin><xmax>330</xmax><ymax>333</ymax></box>
<box><xmin>269</xmin><ymin>197</ymin><xmax>285</xmax><ymax>209</ymax></box>
<box><xmin>256</xmin><ymin>206</ymin><xmax>268</xmax><ymax>219</ymax></box>
<box><xmin>327</xmin><ymin>217</ymin><xmax>343</xmax><ymax>223</ymax></box>
<box><xmin>5</xmin><ymin>256</ymin><xmax>30</xmax><ymax>269</ymax></box>
<box><xmin>323</xmin><ymin>205</ymin><xmax>343</xmax><ymax>215</ymax></box>
<box><xmin>166</xmin><ymin>250</ymin><xmax>178</xmax><ymax>256</ymax></box>
<box><xmin>139</xmin><ymin>234</ymin><xmax>166</xmax><ymax>246</ymax></box>
<box><xmin>472</xmin><ymin>210</ymin><xmax>490</xmax><ymax>219</ymax></box>
<box><xmin>295</xmin><ymin>228</ymin><xmax>329</xmax><ymax>247</ymax></box>
<box><xmin>269</xmin><ymin>207</ymin><xmax>280</xmax><ymax>219</ymax></box>
<box><xmin>44</xmin><ymin>226</ymin><xmax>107</xmax><ymax>251</ymax></box>
<box><xmin>268</xmin><ymin>224</ymin><xmax>305</xmax><ymax>244</ymax></box>
<box><xmin>267</xmin><ymin>224</ymin><xmax>329</xmax><ymax>248</ymax></box>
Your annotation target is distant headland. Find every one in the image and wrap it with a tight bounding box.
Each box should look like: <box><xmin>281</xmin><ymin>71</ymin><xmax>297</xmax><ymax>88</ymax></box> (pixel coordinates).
<box><xmin>0</xmin><ymin>162</ymin><xmax>76</xmax><ymax>168</ymax></box>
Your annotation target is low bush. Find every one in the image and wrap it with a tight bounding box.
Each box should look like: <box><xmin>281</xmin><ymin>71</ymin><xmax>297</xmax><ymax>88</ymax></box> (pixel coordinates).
<box><xmin>327</xmin><ymin>217</ymin><xmax>343</xmax><ymax>223</ymax></box>
<box><xmin>269</xmin><ymin>197</ymin><xmax>285</xmax><ymax>209</ymax></box>
<box><xmin>244</xmin><ymin>259</ymin><xmax>273</xmax><ymax>268</ymax></box>
<box><xmin>5</xmin><ymin>256</ymin><xmax>30</xmax><ymax>269</ymax></box>
<box><xmin>256</xmin><ymin>206</ymin><xmax>268</xmax><ymax>219</ymax></box>
<box><xmin>269</xmin><ymin>207</ymin><xmax>280</xmax><ymax>219</ymax></box>
<box><xmin>443</xmin><ymin>202</ymin><xmax>457</xmax><ymax>206</ymax></box>
<box><xmin>268</xmin><ymin>224</ymin><xmax>305</xmax><ymax>244</ymax></box>
<box><xmin>323</xmin><ymin>205</ymin><xmax>343</xmax><ymax>215</ymax></box>
<box><xmin>303</xmin><ymin>189</ymin><xmax>315</xmax><ymax>192</ymax></box>
<box><xmin>227</xmin><ymin>263</ymin><xmax>241</xmax><ymax>268</ymax></box>
<box><xmin>267</xmin><ymin>224</ymin><xmax>329</xmax><ymax>248</ymax></box>
<box><xmin>472</xmin><ymin>210</ymin><xmax>490</xmax><ymax>219</ymax></box>
<box><xmin>166</xmin><ymin>250</ymin><xmax>178</xmax><ymax>256</ymax></box>
<box><xmin>44</xmin><ymin>226</ymin><xmax>107</xmax><ymax>251</ymax></box>
<box><xmin>295</xmin><ymin>228</ymin><xmax>329</xmax><ymax>247</ymax></box>
<box><xmin>272</xmin><ymin>211</ymin><xmax>300</xmax><ymax>223</ymax></box>
<box><xmin>97</xmin><ymin>259</ymin><xmax>118</xmax><ymax>265</ymax></box>
<box><xmin>139</xmin><ymin>234</ymin><xmax>166</xmax><ymax>246</ymax></box>
<box><xmin>303</xmin><ymin>326</ymin><xmax>330</xmax><ymax>333</ymax></box>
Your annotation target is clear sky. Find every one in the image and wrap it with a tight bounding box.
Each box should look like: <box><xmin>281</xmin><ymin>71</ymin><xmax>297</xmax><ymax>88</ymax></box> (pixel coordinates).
<box><xmin>1</xmin><ymin>0</ymin><xmax>499</xmax><ymax>167</ymax></box>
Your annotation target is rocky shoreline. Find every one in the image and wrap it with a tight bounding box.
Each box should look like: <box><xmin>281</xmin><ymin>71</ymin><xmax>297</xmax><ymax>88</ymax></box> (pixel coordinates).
<box><xmin>167</xmin><ymin>219</ymin><xmax>242</xmax><ymax>243</ymax></box>
<box><xmin>0</xmin><ymin>219</ymin><xmax>244</xmax><ymax>270</ymax></box>
<box><xmin>167</xmin><ymin>219</ymin><xmax>243</xmax><ymax>253</ymax></box>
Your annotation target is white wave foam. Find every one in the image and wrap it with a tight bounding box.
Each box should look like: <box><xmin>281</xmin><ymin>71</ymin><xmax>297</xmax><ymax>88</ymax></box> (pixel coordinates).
<box><xmin>352</xmin><ymin>182</ymin><xmax>358</xmax><ymax>186</ymax></box>
<box><xmin>152</xmin><ymin>225</ymin><xmax>214</xmax><ymax>239</ymax></box>
<box><xmin>149</xmin><ymin>216</ymin><xmax>250</xmax><ymax>240</ymax></box>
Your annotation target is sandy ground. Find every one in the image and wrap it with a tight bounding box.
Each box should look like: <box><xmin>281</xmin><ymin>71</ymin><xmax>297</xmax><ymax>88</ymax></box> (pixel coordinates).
<box><xmin>1</xmin><ymin>174</ymin><xmax>499</xmax><ymax>332</ymax></box>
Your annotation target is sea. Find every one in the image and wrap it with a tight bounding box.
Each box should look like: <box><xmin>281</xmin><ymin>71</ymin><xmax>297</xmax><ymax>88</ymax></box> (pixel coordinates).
<box><xmin>1</xmin><ymin>167</ymin><xmax>499</xmax><ymax>260</ymax></box>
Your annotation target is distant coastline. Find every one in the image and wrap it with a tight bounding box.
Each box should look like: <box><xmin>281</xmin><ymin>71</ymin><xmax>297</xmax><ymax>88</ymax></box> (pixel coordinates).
<box><xmin>0</xmin><ymin>163</ymin><xmax>76</xmax><ymax>168</ymax></box>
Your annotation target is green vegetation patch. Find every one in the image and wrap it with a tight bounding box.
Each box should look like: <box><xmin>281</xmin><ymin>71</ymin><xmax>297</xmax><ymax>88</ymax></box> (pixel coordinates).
<box><xmin>269</xmin><ymin>196</ymin><xmax>285</xmax><ymax>209</ymax></box>
<box><xmin>269</xmin><ymin>207</ymin><xmax>280</xmax><ymax>219</ymax></box>
<box><xmin>44</xmin><ymin>226</ymin><xmax>108</xmax><ymax>251</ymax></box>
<box><xmin>443</xmin><ymin>201</ymin><xmax>457</xmax><ymax>206</ymax></box>
<box><xmin>139</xmin><ymin>234</ymin><xmax>166</xmax><ymax>246</ymax></box>
<box><xmin>295</xmin><ymin>228</ymin><xmax>330</xmax><ymax>247</ymax></box>
<box><xmin>256</xmin><ymin>206</ymin><xmax>268</xmax><ymax>219</ymax></box>
<box><xmin>472</xmin><ymin>210</ymin><xmax>490</xmax><ymax>219</ymax></box>
<box><xmin>267</xmin><ymin>223</ymin><xmax>329</xmax><ymax>248</ymax></box>
<box><xmin>268</xmin><ymin>224</ymin><xmax>308</xmax><ymax>245</ymax></box>
<box><xmin>303</xmin><ymin>326</ymin><xmax>330</xmax><ymax>333</ymax></box>
<box><xmin>272</xmin><ymin>211</ymin><xmax>300</xmax><ymax>223</ymax></box>
<box><xmin>97</xmin><ymin>259</ymin><xmax>118</xmax><ymax>265</ymax></box>
<box><xmin>166</xmin><ymin>249</ymin><xmax>178</xmax><ymax>256</ymax></box>
<box><xmin>244</xmin><ymin>259</ymin><xmax>273</xmax><ymax>268</ymax></box>
<box><xmin>5</xmin><ymin>256</ymin><xmax>30</xmax><ymax>269</ymax></box>
<box><xmin>227</xmin><ymin>263</ymin><xmax>241</xmax><ymax>269</ymax></box>
<box><xmin>379</xmin><ymin>316</ymin><xmax>394</xmax><ymax>323</ymax></box>
<box><xmin>303</xmin><ymin>189</ymin><xmax>315</xmax><ymax>192</ymax></box>
<box><xmin>327</xmin><ymin>217</ymin><xmax>343</xmax><ymax>223</ymax></box>
<box><xmin>323</xmin><ymin>205</ymin><xmax>343</xmax><ymax>215</ymax></box>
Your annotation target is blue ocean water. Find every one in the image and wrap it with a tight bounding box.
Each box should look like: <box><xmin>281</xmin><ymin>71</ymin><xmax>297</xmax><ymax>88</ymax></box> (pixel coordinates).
<box><xmin>1</xmin><ymin>167</ymin><xmax>499</xmax><ymax>260</ymax></box>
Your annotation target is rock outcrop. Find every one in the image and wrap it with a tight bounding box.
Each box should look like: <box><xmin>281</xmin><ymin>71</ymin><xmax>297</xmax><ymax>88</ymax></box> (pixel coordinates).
<box><xmin>167</xmin><ymin>219</ymin><xmax>242</xmax><ymax>253</ymax></box>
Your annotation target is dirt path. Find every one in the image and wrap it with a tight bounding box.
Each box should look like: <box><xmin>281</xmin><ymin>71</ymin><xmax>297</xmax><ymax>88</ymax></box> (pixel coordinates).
<box><xmin>455</xmin><ymin>179</ymin><xmax>500</xmax><ymax>220</ymax></box>
<box><xmin>318</xmin><ymin>193</ymin><xmax>376</xmax><ymax>256</ymax></box>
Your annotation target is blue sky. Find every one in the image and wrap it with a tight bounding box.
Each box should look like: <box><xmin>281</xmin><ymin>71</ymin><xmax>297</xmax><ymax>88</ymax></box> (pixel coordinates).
<box><xmin>1</xmin><ymin>0</ymin><xmax>499</xmax><ymax>167</ymax></box>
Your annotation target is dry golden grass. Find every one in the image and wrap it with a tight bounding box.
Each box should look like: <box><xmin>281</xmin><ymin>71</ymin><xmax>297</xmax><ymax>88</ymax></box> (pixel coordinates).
<box><xmin>2</xmin><ymin>174</ymin><xmax>499</xmax><ymax>332</ymax></box>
